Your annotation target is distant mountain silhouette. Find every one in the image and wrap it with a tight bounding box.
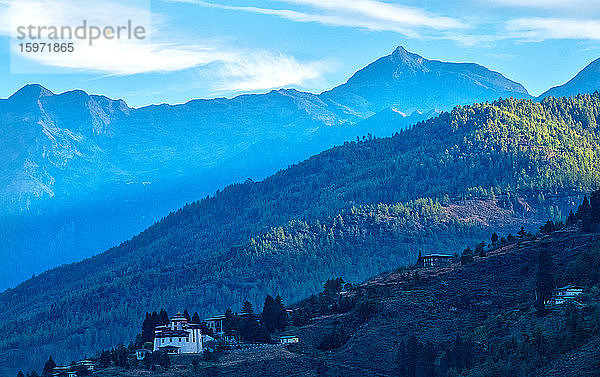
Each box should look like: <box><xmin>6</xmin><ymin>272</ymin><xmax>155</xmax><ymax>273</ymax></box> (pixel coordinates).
<box><xmin>540</xmin><ymin>57</ymin><xmax>600</xmax><ymax>98</ymax></box>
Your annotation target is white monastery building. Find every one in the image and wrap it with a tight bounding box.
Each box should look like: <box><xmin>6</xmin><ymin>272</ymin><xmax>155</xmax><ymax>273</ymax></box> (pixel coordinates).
<box><xmin>153</xmin><ymin>312</ymin><xmax>211</xmax><ymax>354</ymax></box>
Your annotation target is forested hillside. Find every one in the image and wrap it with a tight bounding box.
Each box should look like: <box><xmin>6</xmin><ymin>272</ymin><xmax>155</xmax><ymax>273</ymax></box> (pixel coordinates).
<box><xmin>63</xmin><ymin>194</ymin><xmax>600</xmax><ymax>377</ymax></box>
<box><xmin>1</xmin><ymin>45</ymin><xmax>526</xmax><ymax>290</ymax></box>
<box><xmin>268</xmin><ymin>199</ymin><xmax>600</xmax><ymax>377</ymax></box>
<box><xmin>2</xmin><ymin>94</ymin><xmax>600</xmax><ymax>375</ymax></box>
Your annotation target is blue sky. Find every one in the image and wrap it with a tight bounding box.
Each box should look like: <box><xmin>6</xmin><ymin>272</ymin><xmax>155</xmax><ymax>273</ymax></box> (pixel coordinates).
<box><xmin>0</xmin><ymin>0</ymin><xmax>599</xmax><ymax>107</ymax></box>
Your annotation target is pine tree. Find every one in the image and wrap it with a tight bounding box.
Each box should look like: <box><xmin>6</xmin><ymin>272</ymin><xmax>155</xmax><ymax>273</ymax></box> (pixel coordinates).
<box><xmin>535</xmin><ymin>247</ymin><xmax>555</xmax><ymax>313</ymax></box>
<box><xmin>42</xmin><ymin>356</ymin><xmax>56</xmax><ymax>377</ymax></box>
<box><xmin>274</xmin><ymin>295</ymin><xmax>288</xmax><ymax>331</ymax></box>
<box><xmin>540</xmin><ymin>219</ymin><xmax>556</xmax><ymax>234</ymax></box>
<box><xmin>475</xmin><ymin>242</ymin><xmax>486</xmax><ymax>257</ymax></box>
<box><xmin>159</xmin><ymin>309</ymin><xmax>169</xmax><ymax>325</ymax></box>
<box><xmin>99</xmin><ymin>350</ymin><xmax>111</xmax><ymax>368</ymax></box>
<box><xmin>261</xmin><ymin>295</ymin><xmax>277</xmax><ymax>333</ymax></box>
<box><xmin>576</xmin><ymin>195</ymin><xmax>592</xmax><ymax>223</ymax></box>
<box><xmin>590</xmin><ymin>190</ymin><xmax>600</xmax><ymax>224</ymax></box>
<box><xmin>242</xmin><ymin>301</ymin><xmax>254</xmax><ymax>316</ymax></box>
<box><xmin>191</xmin><ymin>312</ymin><xmax>201</xmax><ymax>324</ymax></box>
<box><xmin>460</xmin><ymin>247</ymin><xmax>474</xmax><ymax>265</ymax></box>
<box><xmin>566</xmin><ymin>210</ymin><xmax>576</xmax><ymax>226</ymax></box>
<box><xmin>141</xmin><ymin>312</ymin><xmax>156</xmax><ymax>344</ymax></box>
<box><xmin>223</xmin><ymin>308</ymin><xmax>238</xmax><ymax>335</ymax></box>
<box><xmin>491</xmin><ymin>232</ymin><xmax>498</xmax><ymax>246</ymax></box>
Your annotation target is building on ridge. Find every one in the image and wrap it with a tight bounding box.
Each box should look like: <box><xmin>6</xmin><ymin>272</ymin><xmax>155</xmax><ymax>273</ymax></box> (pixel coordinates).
<box><xmin>153</xmin><ymin>312</ymin><xmax>213</xmax><ymax>354</ymax></box>
<box><xmin>415</xmin><ymin>251</ymin><xmax>454</xmax><ymax>268</ymax></box>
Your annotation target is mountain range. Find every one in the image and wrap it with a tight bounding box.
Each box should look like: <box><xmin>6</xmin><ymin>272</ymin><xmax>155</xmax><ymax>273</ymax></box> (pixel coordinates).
<box><xmin>0</xmin><ymin>46</ymin><xmax>532</xmax><ymax>290</ymax></box>
<box><xmin>3</xmin><ymin>46</ymin><xmax>600</xmax><ymax>375</ymax></box>
<box><xmin>2</xmin><ymin>91</ymin><xmax>600</xmax><ymax>375</ymax></box>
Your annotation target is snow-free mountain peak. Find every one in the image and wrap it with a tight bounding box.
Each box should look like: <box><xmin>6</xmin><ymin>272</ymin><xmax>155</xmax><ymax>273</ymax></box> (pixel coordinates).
<box><xmin>321</xmin><ymin>47</ymin><xmax>530</xmax><ymax>117</ymax></box>
<box><xmin>540</xmin><ymin>57</ymin><xmax>600</xmax><ymax>99</ymax></box>
<box><xmin>7</xmin><ymin>84</ymin><xmax>54</xmax><ymax>103</ymax></box>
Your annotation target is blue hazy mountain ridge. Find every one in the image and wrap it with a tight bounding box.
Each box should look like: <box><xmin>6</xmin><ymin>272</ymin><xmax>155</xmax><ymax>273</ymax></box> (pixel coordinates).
<box><xmin>321</xmin><ymin>46</ymin><xmax>530</xmax><ymax>116</ymax></box>
<box><xmin>0</xmin><ymin>46</ymin><xmax>531</xmax><ymax>290</ymax></box>
<box><xmin>539</xmin><ymin>57</ymin><xmax>600</xmax><ymax>99</ymax></box>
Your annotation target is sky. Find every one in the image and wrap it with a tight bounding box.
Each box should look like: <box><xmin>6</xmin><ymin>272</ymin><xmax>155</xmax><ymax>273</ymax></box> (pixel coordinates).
<box><xmin>0</xmin><ymin>0</ymin><xmax>600</xmax><ymax>107</ymax></box>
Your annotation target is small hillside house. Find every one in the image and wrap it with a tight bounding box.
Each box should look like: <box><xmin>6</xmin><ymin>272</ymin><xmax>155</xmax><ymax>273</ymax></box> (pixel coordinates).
<box><xmin>52</xmin><ymin>360</ymin><xmax>94</xmax><ymax>377</ymax></box>
<box><xmin>545</xmin><ymin>285</ymin><xmax>584</xmax><ymax>306</ymax></box>
<box><xmin>153</xmin><ymin>312</ymin><xmax>213</xmax><ymax>354</ymax></box>
<box><xmin>76</xmin><ymin>360</ymin><xmax>95</xmax><ymax>372</ymax></box>
<box><xmin>416</xmin><ymin>253</ymin><xmax>454</xmax><ymax>268</ymax></box>
<box><xmin>205</xmin><ymin>314</ymin><xmax>226</xmax><ymax>334</ymax></box>
<box><xmin>279</xmin><ymin>335</ymin><xmax>299</xmax><ymax>344</ymax></box>
<box><xmin>205</xmin><ymin>311</ymin><xmax>251</xmax><ymax>335</ymax></box>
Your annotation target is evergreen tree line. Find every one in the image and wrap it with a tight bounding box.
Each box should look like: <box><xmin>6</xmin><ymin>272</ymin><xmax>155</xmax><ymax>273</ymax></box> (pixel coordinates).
<box><xmin>222</xmin><ymin>294</ymin><xmax>289</xmax><ymax>343</ymax></box>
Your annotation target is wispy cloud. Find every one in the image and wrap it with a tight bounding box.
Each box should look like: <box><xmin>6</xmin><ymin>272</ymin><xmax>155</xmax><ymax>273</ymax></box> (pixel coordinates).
<box><xmin>211</xmin><ymin>51</ymin><xmax>329</xmax><ymax>92</ymax></box>
<box><xmin>278</xmin><ymin>0</ymin><xmax>466</xmax><ymax>30</ymax></box>
<box><xmin>171</xmin><ymin>0</ymin><xmax>467</xmax><ymax>39</ymax></box>
<box><xmin>174</xmin><ymin>0</ymin><xmax>600</xmax><ymax>45</ymax></box>
<box><xmin>488</xmin><ymin>0</ymin><xmax>600</xmax><ymax>12</ymax></box>
<box><xmin>506</xmin><ymin>18</ymin><xmax>600</xmax><ymax>41</ymax></box>
<box><xmin>0</xmin><ymin>0</ymin><xmax>327</xmax><ymax>91</ymax></box>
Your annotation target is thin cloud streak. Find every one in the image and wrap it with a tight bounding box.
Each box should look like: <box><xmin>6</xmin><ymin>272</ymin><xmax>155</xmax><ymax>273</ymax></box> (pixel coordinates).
<box><xmin>278</xmin><ymin>0</ymin><xmax>466</xmax><ymax>30</ymax></box>
<box><xmin>489</xmin><ymin>0</ymin><xmax>600</xmax><ymax>11</ymax></box>
<box><xmin>506</xmin><ymin>17</ymin><xmax>600</xmax><ymax>41</ymax></box>
<box><xmin>170</xmin><ymin>0</ymin><xmax>467</xmax><ymax>39</ymax></box>
<box><xmin>171</xmin><ymin>0</ymin><xmax>600</xmax><ymax>45</ymax></box>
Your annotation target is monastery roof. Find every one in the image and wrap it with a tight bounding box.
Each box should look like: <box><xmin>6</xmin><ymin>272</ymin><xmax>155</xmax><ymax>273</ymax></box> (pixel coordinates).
<box><xmin>422</xmin><ymin>254</ymin><xmax>454</xmax><ymax>258</ymax></box>
<box><xmin>206</xmin><ymin>315</ymin><xmax>226</xmax><ymax>321</ymax></box>
<box><xmin>557</xmin><ymin>284</ymin><xmax>584</xmax><ymax>290</ymax></box>
<box><xmin>155</xmin><ymin>329</ymin><xmax>190</xmax><ymax>338</ymax></box>
<box><xmin>170</xmin><ymin>312</ymin><xmax>188</xmax><ymax>321</ymax></box>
